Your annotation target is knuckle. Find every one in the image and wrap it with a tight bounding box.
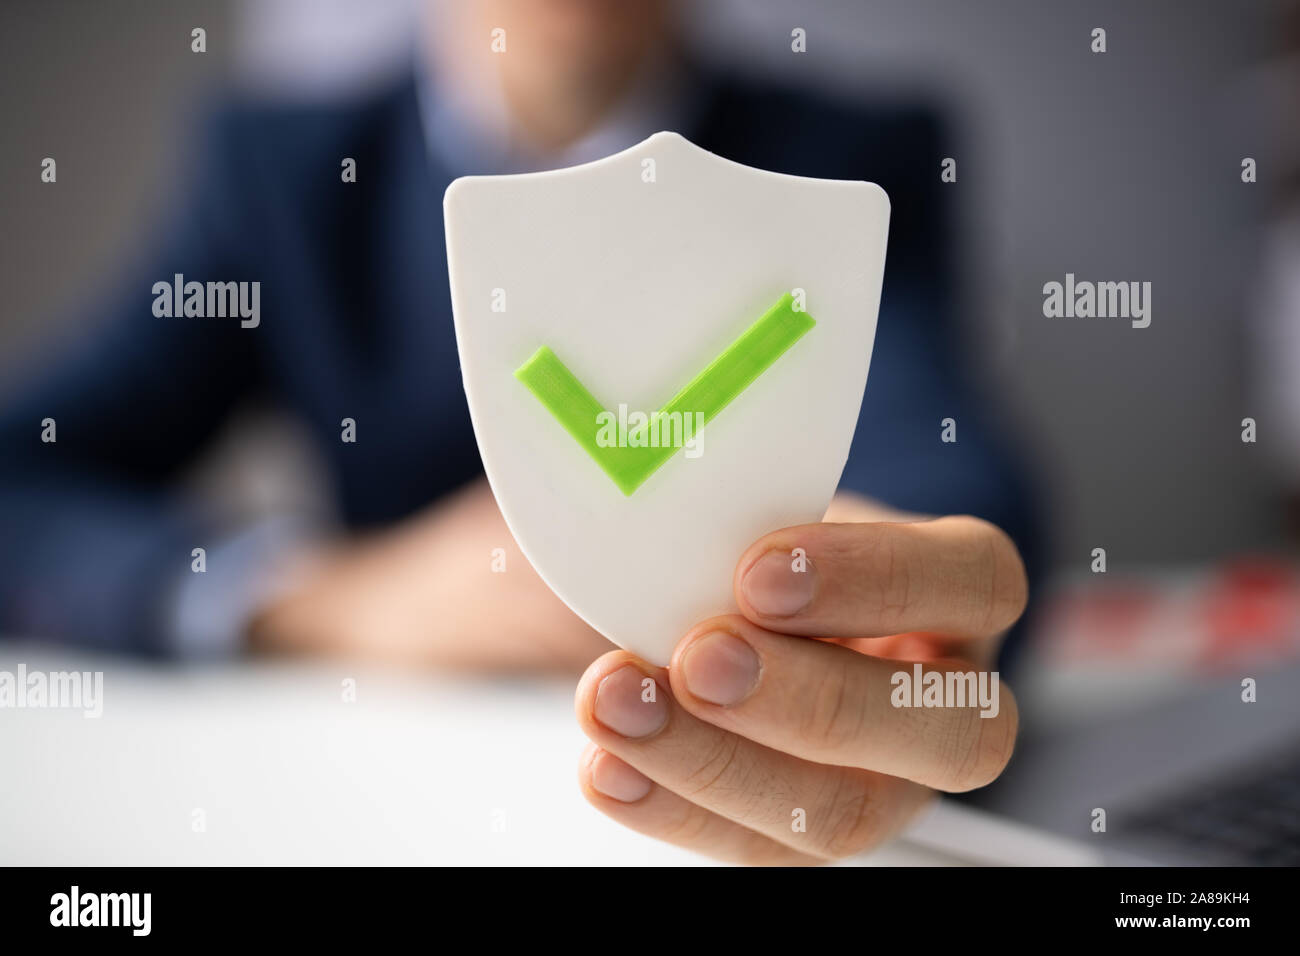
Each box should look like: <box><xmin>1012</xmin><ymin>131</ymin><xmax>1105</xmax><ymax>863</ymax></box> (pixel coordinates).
<box><xmin>680</xmin><ymin>732</ymin><xmax>746</xmax><ymax>799</ymax></box>
<box><xmin>796</xmin><ymin>661</ymin><xmax>863</xmax><ymax>757</ymax></box>
<box><xmin>976</xmin><ymin>690</ymin><xmax>1020</xmax><ymax>781</ymax></box>
<box><xmin>963</xmin><ymin>517</ymin><xmax>1029</xmax><ymax>634</ymax></box>
<box><xmin>817</xmin><ymin>771</ymin><xmax>885</xmax><ymax>859</ymax></box>
<box><xmin>932</xmin><ymin>691</ymin><xmax>1018</xmax><ymax>792</ymax></box>
<box><xmin>854</xmin><ymin>527</ymin><xmax>914</xmax><ymax>630</ymax></box>
<box><xmin>930</xmin><ymin>705</ymin><xmax>982</xmax><ymax>790</ymax></box>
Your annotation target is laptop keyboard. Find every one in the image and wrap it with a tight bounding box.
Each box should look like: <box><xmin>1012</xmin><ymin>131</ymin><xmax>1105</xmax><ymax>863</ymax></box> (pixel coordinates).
<box><xmin>1120</xmin><ymin>745</ymin><xmax>1300</xmax><ymax>865</ymax></box>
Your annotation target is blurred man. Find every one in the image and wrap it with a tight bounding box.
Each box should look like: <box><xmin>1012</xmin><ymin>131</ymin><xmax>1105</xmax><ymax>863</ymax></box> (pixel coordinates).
<box><xmin>0</xmin><ymin>0</ymin><xmax>1036</xmax><ymax>862</ymax></box>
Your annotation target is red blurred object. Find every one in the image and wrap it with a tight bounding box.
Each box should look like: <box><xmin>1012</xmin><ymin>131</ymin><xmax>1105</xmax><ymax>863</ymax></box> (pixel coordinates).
<box><xmin>1203</xmin><ymin>558</ymin><xmax>1300</xmax><ymax>662</ymax></box>
<box><xmin>1040</xmin><ymin>585</ymin><xmax>1159</xmax><ymax>663</ymax></box>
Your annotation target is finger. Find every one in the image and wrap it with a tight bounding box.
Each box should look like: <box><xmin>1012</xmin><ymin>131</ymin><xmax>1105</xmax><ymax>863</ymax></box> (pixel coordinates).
<box><xmin>734</xmin><ymin>515</ymin><xmax>1028</xmax><ymax>640</ymax></box>
<box><xmin>577</xmin><ymin>744</ymin><xmax>821</xmax><ymax>865</ymax></box>
<box><xmin>670</xmin><ymin>615</ymin><xmax>1019</xmax><ymax>792</ymax></box>
<box><xmin>575</xmin><ymin>651</ymin><xmax>932</xmax><ymax>860</ymax></box>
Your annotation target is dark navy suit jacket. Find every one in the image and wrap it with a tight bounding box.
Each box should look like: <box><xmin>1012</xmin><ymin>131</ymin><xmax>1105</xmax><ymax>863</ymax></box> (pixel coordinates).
<box><xmin>0</xmin><ymin>70</ymin><xmax>1039</xmax><ymax>661</ymax></box>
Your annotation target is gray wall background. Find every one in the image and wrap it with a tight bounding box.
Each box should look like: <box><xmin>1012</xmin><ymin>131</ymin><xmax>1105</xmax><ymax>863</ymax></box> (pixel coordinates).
<box><xmin>1</xmin><ymin>0</ymin><xmax>1290</xmax><ymax>571</ymax></box>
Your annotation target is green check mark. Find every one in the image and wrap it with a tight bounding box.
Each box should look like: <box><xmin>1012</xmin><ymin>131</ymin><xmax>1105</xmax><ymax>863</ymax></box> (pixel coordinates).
<box><xmin>515</xmin><ymin>292</ymin><xmax>815</xmax><ymax>496</ymax></box>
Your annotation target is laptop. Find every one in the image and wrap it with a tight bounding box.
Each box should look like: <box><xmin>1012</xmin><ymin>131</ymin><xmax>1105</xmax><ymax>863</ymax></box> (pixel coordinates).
<box><xmin>969</xmin><ymin>658</ymin><xmax>1300</xmax><ymax>865</ymax></box>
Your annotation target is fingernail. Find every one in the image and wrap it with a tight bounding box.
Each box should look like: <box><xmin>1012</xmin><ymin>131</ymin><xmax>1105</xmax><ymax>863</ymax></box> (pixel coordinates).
<box><xmin>742</xmin><ymin>549</ymin><xmax>815</xmax><ymax>616</ymax></box>
<box><xmin>589</xmin><ymin>750</ymin><xmax>653</xmax><ymax>803</ymax></box>
<box><xmin>680</xmin><ymin>631</ymin><xmax>760</xmax><ymax>706</ymax></box>
<box><xmin>594</xmin><ymin>665</ymin><xmax>668</xmax><ymax>738</ymax></box>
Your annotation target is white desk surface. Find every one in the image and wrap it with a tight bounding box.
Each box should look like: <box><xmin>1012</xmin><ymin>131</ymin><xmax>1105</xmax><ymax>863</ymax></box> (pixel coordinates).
<box><xmin>0</xmin><ymin>647</ymin><xmax>1096</xmax><ymax>866</ymax></box>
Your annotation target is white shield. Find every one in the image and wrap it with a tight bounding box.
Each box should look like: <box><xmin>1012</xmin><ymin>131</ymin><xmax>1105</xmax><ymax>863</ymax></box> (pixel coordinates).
<box><xmin>445</xmin><ymin>131</ymin><xmax>888</xmax><ymax>665</ymax></box>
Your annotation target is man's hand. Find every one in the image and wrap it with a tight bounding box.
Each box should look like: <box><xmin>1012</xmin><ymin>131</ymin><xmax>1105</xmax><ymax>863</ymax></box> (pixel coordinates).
<box><xmin>249</xmin><ymin>479</ymin><xmax>612</xmax><ymax>672</ymax></box>
<box><xmin>574</xmin><ymin>494</ymin><xmax>1027</xmax><ymax>864</ymax></box>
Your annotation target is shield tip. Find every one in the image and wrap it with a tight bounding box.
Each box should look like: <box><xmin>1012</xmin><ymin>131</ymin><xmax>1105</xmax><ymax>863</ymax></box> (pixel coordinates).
<box><xmin>644</xmin><ymin>129</ymin><xmax>688</xmax><ymax>148</ymax></box>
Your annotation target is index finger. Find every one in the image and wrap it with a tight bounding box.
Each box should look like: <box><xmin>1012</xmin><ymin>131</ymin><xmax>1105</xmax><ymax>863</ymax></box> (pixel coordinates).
<box><xmin>733</xmin><ymin>515</ymin><xmax>1028</xmax><ymax>640</ymax></box>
